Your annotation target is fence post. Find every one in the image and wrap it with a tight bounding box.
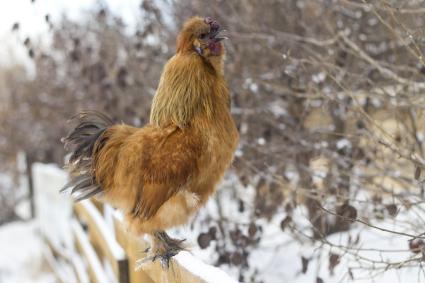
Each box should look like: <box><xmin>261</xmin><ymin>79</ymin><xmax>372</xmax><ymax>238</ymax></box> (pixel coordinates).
<box><xmin>24</xmin><ymin>152</ymin><xmax>35</xmax><ymax>218</ymax></box>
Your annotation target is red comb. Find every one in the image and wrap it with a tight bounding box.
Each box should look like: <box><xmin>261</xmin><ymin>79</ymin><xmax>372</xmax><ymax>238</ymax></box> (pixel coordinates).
<box><xmin>204</xmin><ymin>17</ymin><xmax>220</xmax><ymax>32</ymax></box>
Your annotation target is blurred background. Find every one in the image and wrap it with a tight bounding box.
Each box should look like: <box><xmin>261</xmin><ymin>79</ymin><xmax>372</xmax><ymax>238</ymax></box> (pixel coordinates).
<box><xmin>1</xmin><ymin>0</ymin><xmax>425</xmax><ymax>282</ymax></box>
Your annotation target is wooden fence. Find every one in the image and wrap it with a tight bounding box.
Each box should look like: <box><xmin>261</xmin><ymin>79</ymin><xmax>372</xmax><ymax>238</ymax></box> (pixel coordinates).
<box><xmin>32</xmin><ymin>163</ymin><xmax>238</xmax><ymax>283</ymax></box>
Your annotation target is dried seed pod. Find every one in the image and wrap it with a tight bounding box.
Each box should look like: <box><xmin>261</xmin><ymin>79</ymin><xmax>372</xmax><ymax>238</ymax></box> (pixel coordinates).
<box><xmin>385</xmin><ymin>204</ymin><xmax>398</xmax><ymax>217</ymax></box>
<box><xmin>415</xmin><ymin>166</ymin><xmax>421</xmax><ymax>180</ymax></box>
<box><xmin>248</xmin><ymin>223</ymin><xmax>257</xmax><ymax>237</ymax></box>
<box><xmin>217</xmin><ymin>252</ymin><xmax>230</xmax><ymax>265</ymax></box>
<box><xmin>301</xmin><ymin>256</ymin><xmax>309</xmax><ymax>274</ymax></box>
<box><xmin>329</xmin><ymin>253</ymin><xmax>341</xmax><ymax>274</ymax></box>
<box><xmin>336</xmin><ymin>203</ymin><xmax>357</xmax><ymax>222</ymax></box>
<box><xmin>409</xmin><ymin>238</ymin><xmax>425</xmax><ymax>254</ymax></box>
<box><xmin>12</xmin><ymin>22</ymin><xmax>19</xmax><ymax>31</ymax></box>
<box><xmin>197</xmin><ymin>232</ymin><xmax>212</xmax><ymax>249</ymax></box>
<box><xmin>24</xmin><ymin>37</ymin><xmax>30</xmax><ymax>47</ymax></box>
<box><xmin>238</xmin><ymin>199</ymin><xmax>245</xmax><ymax>212</ymax></box>
<box><xmin>230</xmin><ymin>252</ymin><xmax>244</xmax><ymax>266</ymax></box>
<box><xmin>280</xmin><ymin>216</ymin><xmax>292</xmax><ymax>231</ymax></box>
<box><xmin>208</xmin><ymin>226</ymin><xmax>217</xmax><ymax>240</ymax></box>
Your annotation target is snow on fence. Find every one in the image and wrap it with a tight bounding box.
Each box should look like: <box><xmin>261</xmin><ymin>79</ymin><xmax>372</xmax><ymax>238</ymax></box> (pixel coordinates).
<box><xmin>33</xmin><ymin>163</ymin><xmax>238</xmax><ymax>283</ymax></box>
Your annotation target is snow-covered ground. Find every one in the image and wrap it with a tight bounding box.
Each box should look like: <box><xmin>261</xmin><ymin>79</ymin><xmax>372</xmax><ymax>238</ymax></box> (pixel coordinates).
<box><xmin>170</xmin><ymin>174</ymin><xmax>425</xmax><ymax>283</ymax></box>
<box><xmin>1</xmin><ymin>215</ymin><xmax>421</xmax><ymax>283</ymax></box>
<box><xmin>0</xmin><ymin>221</ymin><xmax>56</xmax><ymax>283</ymax></box>
<box><xmin>1</xmin><ymin>165</ymin><xmax>424</xmax><ymax>283</ymax></box>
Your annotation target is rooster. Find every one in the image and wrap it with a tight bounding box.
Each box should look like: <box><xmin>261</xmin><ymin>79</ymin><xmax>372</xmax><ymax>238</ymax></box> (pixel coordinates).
<box><xmin>62</xmin><ymin>16</ymin><xmax>239</xmax><ymax>266</ymax></box>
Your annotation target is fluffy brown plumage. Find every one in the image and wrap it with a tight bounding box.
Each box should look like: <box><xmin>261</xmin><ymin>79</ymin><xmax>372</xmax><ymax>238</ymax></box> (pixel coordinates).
<box><xmin>62</xmin><ymin>16</ymin><xmax>238</xmax><ymax>266</ymax></box>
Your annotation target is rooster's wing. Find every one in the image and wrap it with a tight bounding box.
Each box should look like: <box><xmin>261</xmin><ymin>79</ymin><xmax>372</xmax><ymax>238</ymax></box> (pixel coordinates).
<box><xmin>96</xmin><ymin>124</ymin><xmax>203</xmax><ymax>219</ymax></box>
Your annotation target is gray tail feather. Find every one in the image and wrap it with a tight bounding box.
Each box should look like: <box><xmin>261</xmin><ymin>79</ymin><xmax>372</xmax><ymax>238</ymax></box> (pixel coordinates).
<box><xmin>61</xmin><ymin>110</ymin><xmax>113</xmax><ymax>201</ymax></box>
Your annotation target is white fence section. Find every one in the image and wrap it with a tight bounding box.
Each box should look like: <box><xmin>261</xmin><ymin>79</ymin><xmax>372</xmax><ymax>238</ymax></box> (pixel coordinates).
<box><xmin>32</xmin><ymin>162</ymin><xmax>239</xmax><ymax>283</ymax></box>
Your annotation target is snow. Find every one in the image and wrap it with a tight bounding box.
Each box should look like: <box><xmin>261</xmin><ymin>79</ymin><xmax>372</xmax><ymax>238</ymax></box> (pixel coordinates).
<box><xmin>312</xmin><ymin>72</ymin><xmax>326</xmax><ymax>84</ymax></box>
<box><xmin>32</xmin><ymin>163</ymin><xmax>73</xmax><ymax>254</ymax></box>
<box><xmin>268</xmin><ymin>102</ymin><xmax>288</xmax><ymax>117</ymax></box>
<box><xmin>244</xmin><ymin>211</ymin><xmax>424</xmax><ymax>283</ymax></box>
<box><xmin>0</xmin><ymin>221</ymin><xmax>55</xmax><ymax>283</ymax></box>
<box><xmin>175</xmin><ymin>251</ymin><xmax>239</xmax><ymax>283</ymax></box>
<box><xmin>337</xmin><ymin>138</ymin><xmax>352</xmax><ymax>149</ymax></box>
<box><xmin>257</xmin><ymin>137</ymin><xmax>266</xmax><ymax>146</ymax></box>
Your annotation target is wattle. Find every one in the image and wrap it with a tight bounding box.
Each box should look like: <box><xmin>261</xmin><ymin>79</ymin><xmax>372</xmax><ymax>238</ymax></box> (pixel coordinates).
<box><xmin>208</xmin><ymin>41</ymin><xmax>222</xmax><ymax>56</ymax></box>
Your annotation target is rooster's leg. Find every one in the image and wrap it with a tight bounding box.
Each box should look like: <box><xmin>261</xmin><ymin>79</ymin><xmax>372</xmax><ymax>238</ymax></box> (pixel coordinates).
<box><xmin>137</xmin><ymin>231</ymin><xmax>185</xmax><ymax>269</ymax></box>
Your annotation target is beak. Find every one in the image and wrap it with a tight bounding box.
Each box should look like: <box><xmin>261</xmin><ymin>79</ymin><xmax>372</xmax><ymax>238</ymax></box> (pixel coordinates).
<box><xmin>209</xmin><ymin>28</ymin><xmax>228</xmax><ymax>42</ymax></box>
<box><xmin>194</xmin><ymin>46</ymin><xmax>202</xmax><ymax>55</ymax></box>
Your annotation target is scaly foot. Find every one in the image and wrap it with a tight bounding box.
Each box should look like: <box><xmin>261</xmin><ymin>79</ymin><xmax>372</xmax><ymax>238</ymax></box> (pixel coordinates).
<box><xmin>136</xmin><ymin>231</ymin><xmax>186</xmax><ymax>269</ymax></box>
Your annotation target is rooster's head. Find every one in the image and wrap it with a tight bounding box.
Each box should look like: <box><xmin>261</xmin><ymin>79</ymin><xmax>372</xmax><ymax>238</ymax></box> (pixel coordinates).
<box><xmin>177</xmin><ymin>16</ymin><xmax>226</xmax><ymax>58</ymax></box>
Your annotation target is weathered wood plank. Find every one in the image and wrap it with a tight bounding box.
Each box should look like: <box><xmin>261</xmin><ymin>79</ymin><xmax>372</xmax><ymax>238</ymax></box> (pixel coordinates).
<box><xmin>72</xmin><ymin>219</ymin><xmax>109</xmax><ymax>283</ymax></box>
<box><xmin>74</xmin><ymin>200</ymin><xmax>129</xmax><ymax>283</ymax></box>
<box><xmin>113</xmin><ymin>212</ymin><xmax>155</xmax><ymax>283</ymax></box>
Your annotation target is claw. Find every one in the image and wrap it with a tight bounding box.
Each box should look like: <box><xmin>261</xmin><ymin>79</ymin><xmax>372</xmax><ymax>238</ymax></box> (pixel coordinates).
<box><xmin>135</xmin><ymin>257</ymin><xmax>151</xmax><ymax>271</ymax></box>
<box><xmin>135</xmin><ymin>250</ymin><xmax>178</xmax><ymax>270</ymax></box>
<box><xmin>135</xmin><ymin>232</ymin><xmax>186</xmax><ymax>271</ymax></box>
<box><xmin>143</xmin><ymin>246</ymin><xmax>150</xmax><ymax>254</ymax></box>
<box><xmin>159</xmin><ymin>254</ymin><xmax>171</xmax><ymax>269</ymax></box>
